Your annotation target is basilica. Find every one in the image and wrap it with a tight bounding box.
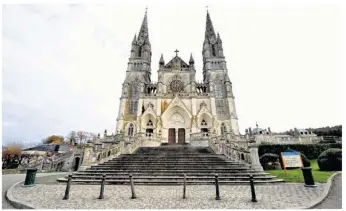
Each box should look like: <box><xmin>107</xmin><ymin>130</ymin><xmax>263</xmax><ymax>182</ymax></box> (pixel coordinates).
<box><xmin>115</xmin><ymin>10</ymin><xmax>240</xmax><ymax>144</ymax></box>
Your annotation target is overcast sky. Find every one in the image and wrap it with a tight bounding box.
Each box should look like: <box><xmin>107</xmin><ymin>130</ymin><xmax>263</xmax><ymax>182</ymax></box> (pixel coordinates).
<box><xmin>2</xmin><ymin>0</ymin><xmax>342</xmax><ymax>146</ymax></box>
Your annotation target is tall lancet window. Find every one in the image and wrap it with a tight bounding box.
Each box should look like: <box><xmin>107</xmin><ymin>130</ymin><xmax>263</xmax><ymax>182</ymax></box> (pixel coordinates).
<box><xmin>138</xmin><ymin>46</ymin><xmax>142</xmax><ymax>57</ymax></box>
<box><xmin>212</xmin><ymin>44</ymin><xmax>216</xmax><ymax>57</ymax></box>
<box><xmin>128</xmin><ymin>124</ymin><xmax>134</xmax><ymax>137</ymax></box>
<box><xmin>129</xmin><ymin>83</ymin><xmax>140</xmax><ymax>115</ymax></box>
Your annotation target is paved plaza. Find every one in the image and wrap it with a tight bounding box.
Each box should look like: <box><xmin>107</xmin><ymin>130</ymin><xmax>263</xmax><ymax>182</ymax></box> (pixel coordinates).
<box><xmin>8</xmin><ymin>182</ymin><xmax>327</xmax><ymax>209</ymax></box>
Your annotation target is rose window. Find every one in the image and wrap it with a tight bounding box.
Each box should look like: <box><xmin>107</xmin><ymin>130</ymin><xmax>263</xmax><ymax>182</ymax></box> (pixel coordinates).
<box><xmin>170</xmin><ymin>79</ymin><xmax>184</xmax><ymax>93</ymax></box>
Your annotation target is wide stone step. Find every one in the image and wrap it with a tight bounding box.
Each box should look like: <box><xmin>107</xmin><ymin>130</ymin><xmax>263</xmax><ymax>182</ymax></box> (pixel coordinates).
<box><xmin>115</xmin><ymin>157</ymin><xmax>227</xmax><ymax>160</ymax></box>
<box><xmin>89</xmin><ymin>167</ymin><xmax>251</xmax><ymax>171</ymax></box>
<box><xmin>84</xmin><ymin>169</ymin><xmax>258</xmax><ymax>173</ymax></box>
<box><xmin>97</xmin><ymin>164</ymin><xmax>246</xmax><ymax>167</ymax></box>
<box><xmin>104</xmin><ymin>161</ymin><xmax>241</xmax><ymax>164</ymax></box>
<box><xmin>70</xmin><ymin>175</ymin><xmax>277</xmax><ymax>181</ymax></box>
<box><xmin>57</xmin><ymin>178</ymin><xmax>284</xmax><ymax>185</ymax></box>
<box><xmin>73</xmin><ymin>172</ymin><xmax>269</xmax><ymax>176</ymax></box>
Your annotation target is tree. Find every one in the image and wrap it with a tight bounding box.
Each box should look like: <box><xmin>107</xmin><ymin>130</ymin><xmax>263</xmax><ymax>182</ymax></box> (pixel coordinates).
<box><xmin>67</xmin><ymin>131</ymin><xmax>77</xmax><ymax>145</ymax></box>
<box><xmin>2</xmin><ymin>144</ymin><xmax>22</xmax><ymax>157</ymax></box>
<box><xmin>42</xmin><ymin>135</ymin><xmax>64</xmax><ymax>144</ymax></box>
<box><xmin>77</xmin><ymin>131</ymin><xmax>87</xmax><ymax>144</ymax></box>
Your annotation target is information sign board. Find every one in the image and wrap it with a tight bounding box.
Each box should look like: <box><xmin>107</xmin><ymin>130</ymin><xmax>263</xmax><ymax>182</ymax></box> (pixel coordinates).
<box><xmin>281</xmin><ymin>151</ymin><xmax>303</xmax><ymax>168</ymax></box>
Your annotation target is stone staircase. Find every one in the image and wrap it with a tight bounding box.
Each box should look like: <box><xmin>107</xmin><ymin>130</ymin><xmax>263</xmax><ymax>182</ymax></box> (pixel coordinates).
<box><xmin>58</xmin><ymin>145</ymin><xmax>283</xmax><ymax>184</ymax></box>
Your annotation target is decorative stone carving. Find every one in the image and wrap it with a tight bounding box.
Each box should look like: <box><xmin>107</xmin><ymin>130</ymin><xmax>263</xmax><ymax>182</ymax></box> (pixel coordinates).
<box><xmin>148</xmin><ymin>102</ymin><xmax>154</xmax><ymax>109</ymax></box>
<box><xmin>169</xmin><ymin>113</ymin><xmax>185</xmax><ymax>126</ymax></box>
<box><xmin>200</xmin><ymin>101</ymin><xmax>207</xmax><ymax>109</ymax></box>
<box><xmin>170</xmin><ymin>78</ymin><xmax>184</xmax><ymax>93</ymax></box>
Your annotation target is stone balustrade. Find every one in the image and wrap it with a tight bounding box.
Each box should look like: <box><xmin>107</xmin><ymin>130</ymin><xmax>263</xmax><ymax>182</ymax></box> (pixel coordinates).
<box><xmin>80</xmin><ymin>133</ymin><xmax>160</xmax><ymax>170</ymax></box>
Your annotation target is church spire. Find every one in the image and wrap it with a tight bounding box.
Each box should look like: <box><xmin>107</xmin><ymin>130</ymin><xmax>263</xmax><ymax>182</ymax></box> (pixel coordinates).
<box><xmin>132</xmin><ymin>34</ymin><xmax>137</xmax><ymax>44</ymax></box>
<box><xmin>137</xmin><ymin>8</ymin><xmax>149</xmax><ymax>44</ymax></box>
<box><xmin>189</xmin><ymin>53</ymin><xmax>194</xmax><ymax>64</ymax></box>
<box><xmin>205</xmin><ymin>10</ymin><xmax>216</xmax><ymax>39</ymax></box>
<box><xmin>159</xmin><ymin>54</ymin><xmax>165</xmax><ymax>66</ymax></box>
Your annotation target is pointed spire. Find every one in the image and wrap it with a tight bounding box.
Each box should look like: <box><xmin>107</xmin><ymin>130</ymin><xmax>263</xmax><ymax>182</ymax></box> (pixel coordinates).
<box><xmin>189</xmin><ymin>53</ymin><xmax>194</xmax><ymax>64</ymax></box>
<box><xmin>159</xmin><ymin>54</ymin><xmax>165</xmax><ymax>65</ymax></box>
<box><xmin>132</xmin><ymin>34</ymin><xmax>137</xmax><ymax>44</ymax></box>
<box><xmin>205</xmin><ymin>10</ymin><xmax>216</xmax><ymax>39</ymax></box>
<box><xmin>217</xmin><ymin>32</ymin><xmax>222</xmax><ymax>43</ymax></box>
<box><xmin>137</xmin><ymin>8</ymin><xmax>149</xmax><ymax>43</ymax></box>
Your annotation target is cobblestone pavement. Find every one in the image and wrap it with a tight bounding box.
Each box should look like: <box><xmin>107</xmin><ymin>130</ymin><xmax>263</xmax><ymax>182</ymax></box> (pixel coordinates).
<box><xmin>315</xmin><ymin>173</ymin><xmax>342</xmax><ymax>209</ymax></box>
<box><xmin>2</xmin><ymin>172</ymin><xmax>68</xmax><ymax>209</ymax></box>
<box><xmin>10</xmin><ymin>183</ymin><xmax>326</xmax><ymax>209</ymax></box>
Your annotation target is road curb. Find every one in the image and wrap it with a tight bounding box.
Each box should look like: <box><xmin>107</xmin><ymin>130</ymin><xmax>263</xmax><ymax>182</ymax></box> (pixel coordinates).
<box><xmin>304</xmin><ymin>172</ymin><xmax>341</xmax><ymax>209</ymax></box>
<box><xmin>5</xmin><ymin>172</ymin><xmax>69</xmax><ymax>209</ymax></box>
<box><xmin>5</xmin><ymin>172</ymin><xmax>341</xmax><ymax>209</ymax></box>
<box><xmin>5</xmin><ymin>180</ymin><xmax>35</xmax><ymax>209</ymax></box>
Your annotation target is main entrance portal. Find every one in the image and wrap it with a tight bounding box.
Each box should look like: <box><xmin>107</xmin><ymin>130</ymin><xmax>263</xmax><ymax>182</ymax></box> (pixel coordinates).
<box><xmin>168</xmin><ymin>128</ymin><xmax>176</xmax><ymax>144</ymax></box>
<box><xmin>168</xmin><ymin>128</ymin><xmax>185</xmax><ymax>144</ymax></box>
<box><xmin>178</xmin><ymin>128</ymin><xmax>185</xmax><ymax>144</ymax></box>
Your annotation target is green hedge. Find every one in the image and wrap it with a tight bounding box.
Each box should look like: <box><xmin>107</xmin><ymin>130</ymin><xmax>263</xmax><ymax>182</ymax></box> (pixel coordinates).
<box><xmin>317</xmin><ymin>148</ymin><xmax>342</xmax><ymax>171</ymax></box>
<box><xmin>258</xmin><ymin>143</ymin><xmax>342</xmax><ymax>160</ymax></box>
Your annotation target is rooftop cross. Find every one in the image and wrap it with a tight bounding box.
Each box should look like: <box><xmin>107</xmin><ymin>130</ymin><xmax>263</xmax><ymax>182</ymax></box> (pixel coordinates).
<box><xmin>174</xmin><ymin>49</ymin><xmax>179</xmax><ymax>57</ymax></box>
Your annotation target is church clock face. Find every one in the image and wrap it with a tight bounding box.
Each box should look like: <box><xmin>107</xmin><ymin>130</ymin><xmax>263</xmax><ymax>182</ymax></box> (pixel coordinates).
<box><xmin>170</xmin><ymin>79</ymin><xmax>184</xmax><ymax>93</ymax></box>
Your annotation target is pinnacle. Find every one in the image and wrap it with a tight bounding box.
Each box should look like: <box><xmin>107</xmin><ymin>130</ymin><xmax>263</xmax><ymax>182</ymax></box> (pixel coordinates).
<box><xmin>159</xmin><ymin>54</ymin><xmax>165</xmax><ymax>64</ymax></box>
<box><xmin>189</xmin><ymin>53</ymin><xmax>194</xmax><ymax>63</ymax></box>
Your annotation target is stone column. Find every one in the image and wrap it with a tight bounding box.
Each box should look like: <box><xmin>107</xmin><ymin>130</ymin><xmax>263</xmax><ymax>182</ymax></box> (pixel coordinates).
<box><xmin>248</xmin><ymin>143</ymin><xmax>263</xmax><ymax>171</ymax></box>
<box><xmin>175</xmin><ymin>129</ymin><xmax>179</xmax><ymax>144</ymax></box>
<box><xmin>79</xmin><ymin>143</ymin><xmax>94</xmax><ymax>171</ymax></box>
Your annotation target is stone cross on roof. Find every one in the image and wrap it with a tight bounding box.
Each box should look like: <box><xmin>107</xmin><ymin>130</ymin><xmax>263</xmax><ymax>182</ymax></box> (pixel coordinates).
<box><xmin>174</xmin><ymin>49</ymin><xmax>179</xmax><ymax>57</ymax></box>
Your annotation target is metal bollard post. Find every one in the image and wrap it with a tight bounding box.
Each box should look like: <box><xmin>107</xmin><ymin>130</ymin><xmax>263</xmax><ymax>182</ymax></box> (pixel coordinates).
<box><xmin>249</xmin><ymin>175</ymin><xmax>257</xmax><ymax>202</ymax></box>
<box><xmin>98</xmin><ymin>174</ymin><xmax>106</xmax><ymax>199</ymax></box>
<box><xmin>23</xmin><ymin>168</ymin><xmax>38</xmax><ymax>187</ymax></box>
<box><xmin>62</xmin><ymin>174</ymin><xmax>72</xmax><ymax>200</ymax></box>
<box><xmin>129</xmin><ymin>174</ymin><xmax>137</xmax><ymax>199</ymax></box>
<box><xmin>301</xmin><ymin>167</ymin><xmax>317</xmax><ymax>187</ymax></box>
<box><xmin>183</xmin><ymin>174</ymin><xmax>186</xmax><ymax>199</ymax></box>
<box><xmin>215</xmin><ymin>174</ymin><xmax>220</xmax><ymax>200</ymax></box>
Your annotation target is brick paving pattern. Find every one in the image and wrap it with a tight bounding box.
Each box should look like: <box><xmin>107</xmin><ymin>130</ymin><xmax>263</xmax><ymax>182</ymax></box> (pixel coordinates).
<box><xmin>11</xmin><ymin>183</ymin><xmax>326</xmax><ymax>209</ymax></box>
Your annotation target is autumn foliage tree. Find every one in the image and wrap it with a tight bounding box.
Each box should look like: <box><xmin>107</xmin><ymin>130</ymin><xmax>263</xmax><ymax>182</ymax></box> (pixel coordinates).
<box><xmin>2</xmin><ymin>144</ymin><xmax>22</xmax><ymax>157</ymax></box>
<box><xmin>42</xmin><ymin>135</ymin><xmax>65</xmax><ymax>144</ymax></box>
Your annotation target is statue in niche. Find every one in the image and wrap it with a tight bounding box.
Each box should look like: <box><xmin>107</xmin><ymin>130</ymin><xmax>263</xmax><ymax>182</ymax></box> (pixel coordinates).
<box><xmin>148</xmin><ymin>102</ymin><xmax>154</xmax><ymax>109</ymax></box>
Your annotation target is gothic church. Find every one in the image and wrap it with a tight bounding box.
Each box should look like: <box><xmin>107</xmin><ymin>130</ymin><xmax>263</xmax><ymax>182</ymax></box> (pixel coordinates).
<box><xmin>116</xmin><ymin>10</ymin><xmax>240</xmax><ymax>144</ymax></box>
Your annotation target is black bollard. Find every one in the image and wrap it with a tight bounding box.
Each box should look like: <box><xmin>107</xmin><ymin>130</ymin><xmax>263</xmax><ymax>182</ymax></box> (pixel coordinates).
<box><xmin>98</xmin><ymin>174</ymin><xmax>106</xmax><ymax>199</ymax></box>
<box><xmin>62</xmin><ymin>174</ymin><xmax>72</xmax><ymax>200</ymax></box>
<box><xmin>129</xmin><ymin>174</ymin><xmax>137</xmax><ymax>199</ymax></box>
<box><xmin>183</xmin><ymin>174</ymin><xmax>186</xmax><ymax>199</ymax></box>
<box><xmin>249</xmin><ymin>175</ymin><xmax>257</xmax><ymax>202</ymax></box>
<box><xmin>301</xmin><ymin>167</ymin><xmax>317</xmax><ymax>187</ymax></box>
<box><xmin>23</xmin><ymin>168</ymin><xmax>38</xmax><ymax>187</ymax></box>
<box><xmin>215</xmin><ymin>174</ymin><xmax>220</xmax><ymax>200</ymax></box>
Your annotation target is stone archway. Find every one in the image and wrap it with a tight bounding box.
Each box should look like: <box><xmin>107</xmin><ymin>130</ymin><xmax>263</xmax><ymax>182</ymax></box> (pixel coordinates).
<box><xmin>162</xmin><ymin>105</ymin><xmax>192</xmax><ymax>144</ymax></box>
<box><xmin>74</xmin><ymin>157</ymin><xmax>80</xmax><ymax>171</ymax></box>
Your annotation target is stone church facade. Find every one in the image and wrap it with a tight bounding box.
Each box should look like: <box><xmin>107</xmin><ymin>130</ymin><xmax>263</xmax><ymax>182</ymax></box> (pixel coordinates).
<box><xmin>116</xmin><ymin>10</ymin><xmax>240</xmax><ymax>144</ymax></box>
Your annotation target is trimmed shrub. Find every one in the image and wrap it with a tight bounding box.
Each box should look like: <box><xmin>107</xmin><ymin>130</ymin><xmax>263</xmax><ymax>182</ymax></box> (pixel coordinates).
<box><xmin>317</xmin><ymin>148</ymin><xmax>342</xmax><ymax>171</ymax></box>
<box><xmin>259</xmin><ymin>143</ymin><xmax>342</xmax><ymax>160</ymax></box>
<box><xmin>259</xmin><ymin>153</ymin><xmax>281</xmax><ymax>170</ymax></box>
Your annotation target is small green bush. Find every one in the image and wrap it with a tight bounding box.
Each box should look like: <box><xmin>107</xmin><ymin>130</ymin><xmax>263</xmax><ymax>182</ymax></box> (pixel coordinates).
<box><xmin>317</xmin><ymin>148</ymin><xmax>342</xmax><ymax>171</ymax></box>
<box><xmin>259</xmin><ymin>143</ymin><xmax>342</xmax><ymax>160</ymax></box>
<box><xmin>259</xmin><ymin>153</ymin><xmax>281</xmax><ymax>170</ymax></box>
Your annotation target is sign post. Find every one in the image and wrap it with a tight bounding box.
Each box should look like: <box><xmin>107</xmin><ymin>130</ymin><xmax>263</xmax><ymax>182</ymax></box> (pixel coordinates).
<box><xmin>281</xmin><ymin>151</ymin><xmax>304</xmax><ymax>176</ymax></box>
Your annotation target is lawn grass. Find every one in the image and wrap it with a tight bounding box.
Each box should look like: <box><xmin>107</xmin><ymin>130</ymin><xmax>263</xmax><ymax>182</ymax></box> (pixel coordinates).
<box><xmin>265</xmin><ymin>160</ymin><xmax>337</xmax><ymax>183</ymax></box>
